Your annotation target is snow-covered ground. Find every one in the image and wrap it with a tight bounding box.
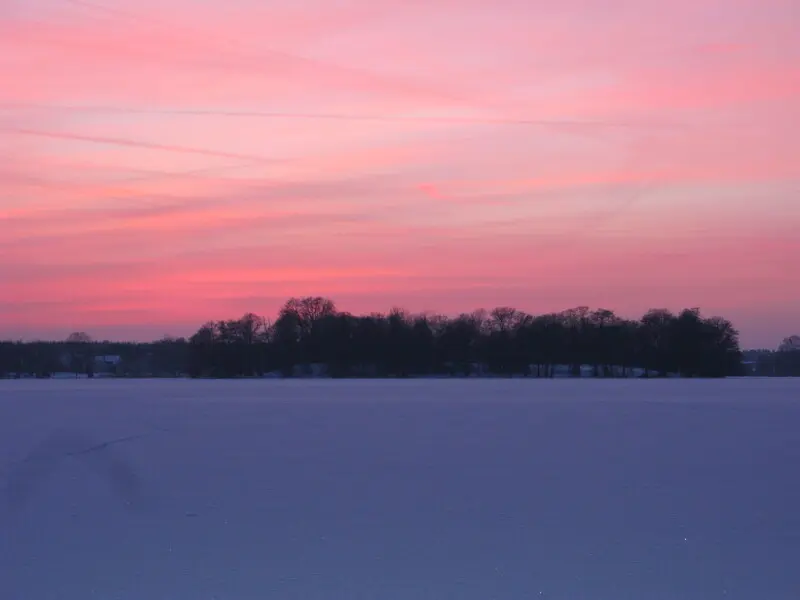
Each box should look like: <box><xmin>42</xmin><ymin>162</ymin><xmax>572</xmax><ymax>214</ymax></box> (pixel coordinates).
<box><xmin>1</xmin><ymin>379</ymin><xmax>799</xmax><ymax>600</ymax></box>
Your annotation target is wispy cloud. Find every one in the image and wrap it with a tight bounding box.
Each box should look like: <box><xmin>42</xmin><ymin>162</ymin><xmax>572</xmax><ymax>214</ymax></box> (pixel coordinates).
<box><xmin>1</xmin><ymin>0</ymin><xmax>798</xmax><ymax>347</ymax></box>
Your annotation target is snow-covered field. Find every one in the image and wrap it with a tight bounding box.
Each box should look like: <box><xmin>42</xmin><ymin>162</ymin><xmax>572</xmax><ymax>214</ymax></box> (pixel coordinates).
<box><xmin>1</xmin><ymin>379</ymin><xmax>799</xmax><ymax>600</ymax></box>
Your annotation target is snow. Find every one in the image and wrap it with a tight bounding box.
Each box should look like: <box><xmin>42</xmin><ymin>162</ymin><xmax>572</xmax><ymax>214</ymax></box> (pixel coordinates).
<box><xmin>1</xmin><ymin>379</ymin><xmax>799</xmax><ymax>600</ymax></box>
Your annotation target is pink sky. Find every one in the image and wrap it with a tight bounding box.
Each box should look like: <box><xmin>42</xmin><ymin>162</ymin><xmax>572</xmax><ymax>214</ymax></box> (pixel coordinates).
<box><xmin>1</xmin><ymin>0</ymin><xmax>798</xmax><ymax>348</ymax></box>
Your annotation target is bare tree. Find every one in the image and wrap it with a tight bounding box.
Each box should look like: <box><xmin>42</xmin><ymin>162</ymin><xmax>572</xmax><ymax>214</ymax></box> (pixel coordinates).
<box><xmin>65</xmin><ymin>332</ymin><xmax>93</xmax><ymax>377</ymax></box>
<box><xmin>66</xmin><ymin>332</ymin><xmax>92</xmax><ymax>344</ymax></box>
<box><xmin>298</xmin><ymin>297</ymin><xmax>337</xmax><ymax>323</ymax></box>
<box><xmin>489</xmin><ymin>307</ymin><xmax>524</xmax><ymax>332</ymax></box>
<box><xmin>779</xmin><ymin>335</ymin><xmax>800</xmax><ymax>352</ymax></box>
<box><xmin>280</xmin><ymin>297</ymin><xmax>336</xmax><ymax>336</ymax></box>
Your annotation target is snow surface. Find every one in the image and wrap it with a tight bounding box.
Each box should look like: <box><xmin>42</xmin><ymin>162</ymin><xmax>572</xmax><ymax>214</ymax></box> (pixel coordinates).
<box><xmin>1</xmin><ymin>378</ymin><xmax>799</xmax><ymax>600</ymax></box>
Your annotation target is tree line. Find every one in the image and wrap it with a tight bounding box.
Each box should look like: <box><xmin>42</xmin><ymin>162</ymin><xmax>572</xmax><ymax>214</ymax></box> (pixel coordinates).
<box><xmin>743</xmin><ymin>339</ymin><xmax>800</xmax><ymax>377</ymax></box>
<box><xmin>1</xmin><ymin>297</ymin><xmax>750</xmax><ymax>378</ymax></box>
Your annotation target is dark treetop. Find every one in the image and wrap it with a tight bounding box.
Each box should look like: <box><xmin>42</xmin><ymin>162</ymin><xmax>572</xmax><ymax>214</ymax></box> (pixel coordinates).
<box><xmin>2</xmin><ymin>297</ymin><xmax>770</xmax><ymax>379</ymax></box>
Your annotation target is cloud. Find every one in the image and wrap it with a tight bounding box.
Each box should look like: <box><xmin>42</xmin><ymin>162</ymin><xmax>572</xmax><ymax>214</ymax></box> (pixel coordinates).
<box><xmin>7</xmin><ymin>127</ymin><xmax>288</xmax><ymax>163</ymax></box>
<box><xmin>1</xmin><ymin>0</ymin><xmax>799</xmax><ymax>347</ymax></box>
<box><xmin>1</xmin><ymin>3</ymin><xmax>486</xmax><ymax>110</ymax></box>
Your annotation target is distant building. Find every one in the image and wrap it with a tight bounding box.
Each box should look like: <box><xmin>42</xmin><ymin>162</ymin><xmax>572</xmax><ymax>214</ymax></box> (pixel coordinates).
<box><xmin>95</xmin><ymin>355</ymin><xmax>121</xmax><ymax>366</ymax></box>
<box><xmin>94</xmin><ymin>355</ymin><xmax>122</xmax><ymax>375</ymax></box>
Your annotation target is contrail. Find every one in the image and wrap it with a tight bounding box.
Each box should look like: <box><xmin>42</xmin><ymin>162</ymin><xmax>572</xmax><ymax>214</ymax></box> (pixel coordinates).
<box><xmin>0</xmin><ymin>103</ymin><xmax>687</xmax><ymax>130</ymax></box>
<box><xmin>6</xmin><ymin>127</ymin><xmax>288</xmax><ymax>163</ymax></box>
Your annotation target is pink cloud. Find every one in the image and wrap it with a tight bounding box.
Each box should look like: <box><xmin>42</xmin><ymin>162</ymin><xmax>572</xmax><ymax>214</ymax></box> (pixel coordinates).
<box><xmin>1</xmin><ymin>0</ymin><xmax>798</xmax><ymax>348</ymax></box>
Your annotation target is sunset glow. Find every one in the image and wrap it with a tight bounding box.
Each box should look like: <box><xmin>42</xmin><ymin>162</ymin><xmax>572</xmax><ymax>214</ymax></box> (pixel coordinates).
<box><xmin>1</xmin><ymin>0</ymin><xmax>798</xmax><ymax>347</ymax></box>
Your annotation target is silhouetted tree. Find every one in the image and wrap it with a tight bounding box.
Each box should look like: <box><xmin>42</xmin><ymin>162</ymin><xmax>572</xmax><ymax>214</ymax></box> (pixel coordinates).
<box><xmin>65</xmin><ymin>332</ymin><xmax>94</xmax><ymax>378</ymax></box>
<box><xmin>639</xmin><ymin>309</ymin><xmax>676</xmax><ymax>376</ymax></box>
<box><xmin>778</xmin><ymin>335</ymin><xmax>800</xmax><ymax>352</ymax></box>
<box><xmin>2</xmin><ymin>299</ymin><xmax>752</xmax><ymax>380</ymax></box>
<box><xmin>750</xmin><ymin>336</ymin><xmax>800</xmax><ymax>376</ymax></box>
